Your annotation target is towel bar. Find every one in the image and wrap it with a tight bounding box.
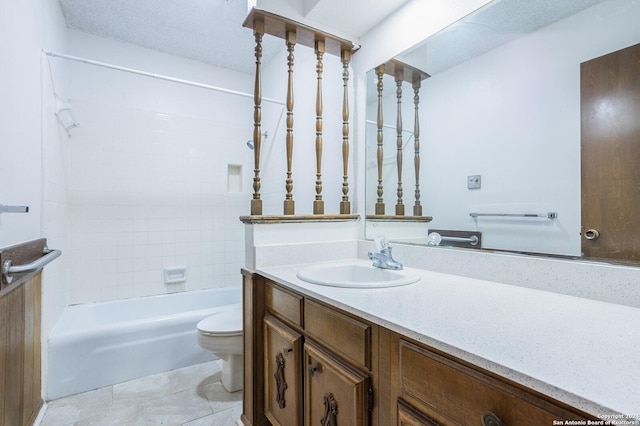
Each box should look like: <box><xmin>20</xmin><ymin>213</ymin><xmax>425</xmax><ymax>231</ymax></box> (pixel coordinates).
<box><xmin>2</xmin><ymin>247</ymin><xmax>61</xmax><ymax>284</ymax></box>
<box><xmin>469</xmin><ymin>212</ymin><xmax>557</xmax><ymax>219</ymax></box>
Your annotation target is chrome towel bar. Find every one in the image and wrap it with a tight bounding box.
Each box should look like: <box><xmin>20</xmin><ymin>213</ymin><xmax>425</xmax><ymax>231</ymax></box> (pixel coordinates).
<box><xmin>2</xmin><ymin>247</ymin><xmax>61</xmax><ymax>284</ymax></box>
<box><xmin>441</xmin><ymin>235</ymin><xmax>479</xmax><ymax>245</ymax></box>
<box><xmin>469</xmin><ymin>212</ymin><xmax>558</xmax><ymax>219</ymax></box>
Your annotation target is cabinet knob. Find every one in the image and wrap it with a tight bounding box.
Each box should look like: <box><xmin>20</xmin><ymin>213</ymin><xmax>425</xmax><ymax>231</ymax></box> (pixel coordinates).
<box><xmin>283</xmin><ymin>346</ymin><xmax>293</xmax><ymax>356</ymax></box>
<box><xmin>481</xmin><ymin>411</ymin><xmax>503</xmax><ymax>426</ymax></box>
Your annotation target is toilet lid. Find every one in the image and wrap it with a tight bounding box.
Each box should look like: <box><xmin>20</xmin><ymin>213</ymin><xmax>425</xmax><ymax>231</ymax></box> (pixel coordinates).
<box><xmin>197</xmin><ymin>309</ymin><xmax>242</xmax><ymax>337</ymax></box>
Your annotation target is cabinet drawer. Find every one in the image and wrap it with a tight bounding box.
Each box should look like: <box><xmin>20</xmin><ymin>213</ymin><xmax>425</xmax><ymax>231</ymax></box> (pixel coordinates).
<box><xmin>304</xmin><ymin>299</ymin><xmax>372</xmax><ymax>370</ymax></box>
<box><xmin>265</xmin><ymin>280</ymin><xmax>303</xmax><ymax>328</ymax></box>
<box><xmin>399</xmin><ymin>340</ymin><xmax>592</xmax><ymax>426</ymax></box>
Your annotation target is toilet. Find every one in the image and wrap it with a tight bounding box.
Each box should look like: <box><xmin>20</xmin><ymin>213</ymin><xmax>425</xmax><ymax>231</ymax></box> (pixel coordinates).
<box><xmin>196</xmin><ymin>307</ymin><xmax>243</xmax><ymax>392</ymax></box>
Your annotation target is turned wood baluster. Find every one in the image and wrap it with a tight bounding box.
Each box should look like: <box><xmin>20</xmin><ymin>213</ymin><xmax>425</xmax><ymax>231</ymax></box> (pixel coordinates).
<box><xmin>340</xmin><ymin>49</ymin><xmax>351</xmax><ymax>214</ymax></box>
<box><xmin>251</xmin><ymin>21</ymin><xmax>264</xmax><ymax>216</ymax></box>
<box><xmin>375</xmin><ymin>65</ymin><xmax>385</xmax><ymax>215</ymax></box>
<box><xmin>395</xmin><ymin>67</ymin><xmax>405</xmax><ymax>216</ymax></box>
<box><xmin>284</xmin><ymin>31</ymin><xmax>296</xmax><ymax>215</ymax></box>
<box><xmin>313</xmin><ymin>40</ymin><xmax>325</xmax><ymax>215</ymax></box>
<box><xmin>413</xmin><ymin>78</ymin><xmax>422</xmax><ymax>216</ymax></box>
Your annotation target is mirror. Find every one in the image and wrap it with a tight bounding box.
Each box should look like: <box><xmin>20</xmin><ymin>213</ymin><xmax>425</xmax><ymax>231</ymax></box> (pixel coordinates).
<box><xmin>365</xmin><ymin>0</ymin><xmax>640</xmax><ymax>262</ymax></box>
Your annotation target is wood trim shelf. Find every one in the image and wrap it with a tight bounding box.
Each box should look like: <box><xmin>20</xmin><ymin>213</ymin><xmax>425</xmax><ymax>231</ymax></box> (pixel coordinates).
<box><xmin>366</xmin><ymin>215</ymin><xmax>432</xmax><ymax>222</ymax></box>
<box><xmin>240</xmin><ymin>214</ymin><xmax>360</xmax><ymax>224</ymax></box>
<box><xmin>383</xmin><ymin>59</ymin><xmax>430</xmax><ymax>83</ymax></box>
<box><xmin>243</xmin><ymin>9</ymin><xmax>358</xmax><ymax>57</ymax></box>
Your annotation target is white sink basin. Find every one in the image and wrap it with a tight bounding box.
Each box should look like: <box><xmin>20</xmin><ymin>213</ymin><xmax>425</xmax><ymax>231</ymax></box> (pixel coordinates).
<box><xmin>296</xmin><ymin>260</ymin><xmax>421</xmax><ymax>288</ymax></box>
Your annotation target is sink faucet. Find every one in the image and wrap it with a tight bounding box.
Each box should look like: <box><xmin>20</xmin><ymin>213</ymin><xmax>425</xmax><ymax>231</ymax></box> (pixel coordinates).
<box><xmin>368</xmin><ymin>236</ymin><xmax>403</xmax><ymax>270</ymax></box>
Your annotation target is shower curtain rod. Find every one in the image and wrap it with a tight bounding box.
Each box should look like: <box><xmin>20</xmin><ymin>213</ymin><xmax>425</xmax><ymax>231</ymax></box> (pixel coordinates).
<box><xmin>43</xmin><ymin>50</ymin><xmax>285</xmax><ymax>106</ymax></box>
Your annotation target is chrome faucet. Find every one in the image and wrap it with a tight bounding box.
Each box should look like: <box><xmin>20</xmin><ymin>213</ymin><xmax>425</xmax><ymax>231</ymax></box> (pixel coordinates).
<box><xmin>368</xmin><ymin>236</ymin><xmax>403</xmax><ymax>270</ymax></box>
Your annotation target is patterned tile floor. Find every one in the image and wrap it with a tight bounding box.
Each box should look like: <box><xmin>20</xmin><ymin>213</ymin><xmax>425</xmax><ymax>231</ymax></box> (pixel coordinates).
<box><xmin>40</xmin><ymin>360</ymin><xmax>242</xmax><ymax>425</ymax></box>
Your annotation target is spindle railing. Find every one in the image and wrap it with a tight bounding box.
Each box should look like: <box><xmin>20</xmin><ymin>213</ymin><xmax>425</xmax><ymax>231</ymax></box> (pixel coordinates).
<box><xmin>367</xmin><ymin>59</ymin><xmax>431</xmax><ymax>223</ymax></box>
<box><xmin>242</xmin><ymin>9</ymin><xmax>358</xmax><ymax>222</ymax></box>
<box><xmin>284</xmin><ymin>30</ymin><xmax>296</xmax><ymax>215</ymax></box>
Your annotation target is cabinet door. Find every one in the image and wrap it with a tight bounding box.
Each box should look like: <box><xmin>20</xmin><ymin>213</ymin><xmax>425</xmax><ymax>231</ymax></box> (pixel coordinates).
<box><xmin>264</xmin><ymin>314</ymin><xmax>303</xmax><ymax>426</ymax></box>
<box><xmin>304</xmin><ymin>341</ymin><xmax>371</xmax><ymax>426</ymax></box>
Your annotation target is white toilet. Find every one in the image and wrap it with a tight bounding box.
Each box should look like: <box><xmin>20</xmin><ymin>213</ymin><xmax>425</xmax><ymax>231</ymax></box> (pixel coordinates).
<box><xmin>196</xmin><ymin>307</ymin><xmax>243</xmax><ymax>392</ymax></box>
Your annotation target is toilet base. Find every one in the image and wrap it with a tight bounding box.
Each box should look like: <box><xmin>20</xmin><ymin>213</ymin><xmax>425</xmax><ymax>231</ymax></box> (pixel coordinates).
<box><xmin>221</xmin><ymin>353</ymin><xmax>243</xmax><ymax>392</ymax></box>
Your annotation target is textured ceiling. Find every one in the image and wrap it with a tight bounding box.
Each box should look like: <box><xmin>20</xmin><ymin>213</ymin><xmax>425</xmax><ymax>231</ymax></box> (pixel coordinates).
<box><xmin>58</xmin><ymin>0</ymin><xmax>283</xmax><ymax>74</ymax></box>
<box><xmin>398</xmin><ymin>0</ymin><xmax>608</xmax><ymax>75</ymax></box>
<box><xmin>57</xmin><ymin>0</ymin><xmax>410</xmax><ymax>74</ymax></box>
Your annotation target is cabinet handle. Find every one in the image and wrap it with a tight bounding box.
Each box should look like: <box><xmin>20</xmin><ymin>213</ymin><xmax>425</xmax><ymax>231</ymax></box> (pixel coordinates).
<box><xmin>274</xmin><ymin>352</ymin><xmax>288</xmax><ymax>409</ymax></box>
<box><xmin>283</xmin><ymin>346</ymin><xmax>293</xmax><ymax>356</ymax></box>
<box><xmin>321</xmin><ymin>393</ymin><xmax>338</xmax><ymax>426</ymax></box>
<box><xmin>481</xmin><ymin>411</ymin><xmax>503</xmax><ymax>426</ymax></box>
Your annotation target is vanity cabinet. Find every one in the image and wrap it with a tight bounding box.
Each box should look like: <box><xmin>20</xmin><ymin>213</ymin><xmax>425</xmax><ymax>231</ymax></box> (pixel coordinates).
<box><xmin>395</xmin><ymin>339</ymin><xmax>592</xmax><ymax>426</ymax></box>
<box><xmin>243</xmin><ymin>272</ymin><xmax>374</xmax><ymax>426</ymax></box>
<box><xmin>242</xmin><ymin>271</ymin><xmax>596</xmax><ymax>426</ymax></box>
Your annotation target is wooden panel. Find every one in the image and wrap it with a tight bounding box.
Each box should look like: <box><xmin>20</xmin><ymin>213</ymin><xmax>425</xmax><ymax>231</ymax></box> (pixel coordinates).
<box><xmin>241</xmin><ymin>270</ymin><xmax>266</xmax><ymax>426</ymax></box>
<box><xmin>581</xmin><ymin>42</ymin><xmax>640</xmax><ymax>262</ymax></box>
<box><xmin>399</xmin><ymin>340</ymin><xmax>594</xmax><ymax>426</ymax></box>
<box><xmin>2</xmin><ymin>284</ymin><xmax>25</xmax><ymax>426</ymax></box>
<box><xmin>304</xmin><ymin>341</ymin><xmax>370</xmax><ymax>426</ymax></box>
<box><xmin>265</xmin><ymin>280</ymin><xmax>304</xmax><ymax>329</ymax></box>
<box><xmin>397</xmin><ymin>399</ymin><xmax>439</xmax><ymax>426</ymax></box>
<box><xmin>264</xmin><ymin>315</ymin><xmax>303</xmax><ymax>426</ymax></box>
<box><xmin>304</xmin><ymin>299</ymin><xmax>371</xmax><ymax>370</ymax></box>
<box><xmin>23</xmin><ymin>274</ymin><xmax>42</xmax><ymax>423</ymax></box>
<box><xmin>243</xmin><ymin>9</ymin><xmax>355</xmax><ymax>57</ymax></box>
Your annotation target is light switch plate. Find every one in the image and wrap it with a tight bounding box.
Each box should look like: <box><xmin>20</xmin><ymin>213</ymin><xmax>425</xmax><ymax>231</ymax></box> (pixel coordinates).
<box><xmin>467</xmin><ymin>175</ymin><xmax>481</xmax><ymax>189</ymax></box>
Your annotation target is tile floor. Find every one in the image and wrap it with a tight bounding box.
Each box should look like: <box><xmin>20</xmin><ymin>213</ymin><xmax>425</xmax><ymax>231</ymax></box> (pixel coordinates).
<box><xmin>40</xmin><ymin>360</ymin><xmax>243</xmax><ymax>425</ymax></box>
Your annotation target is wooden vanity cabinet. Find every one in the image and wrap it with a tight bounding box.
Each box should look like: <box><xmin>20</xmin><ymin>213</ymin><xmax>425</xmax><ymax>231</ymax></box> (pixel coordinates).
<box><xmin>243</xmin><ymin>272</ymin><xmax>596</xmax><ymax>426</ymax></box>
<box><xmin>244</xmin><ymin>273</ymin><xmax>375</xmax><ymax>426</ymax></box>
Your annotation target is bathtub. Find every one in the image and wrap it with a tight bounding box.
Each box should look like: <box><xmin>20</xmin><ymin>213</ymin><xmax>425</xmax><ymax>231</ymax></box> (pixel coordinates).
<box><xmin>47</xmin><ymin>287</ymin><xmax>241</xmax><ymax>400</ymax></box>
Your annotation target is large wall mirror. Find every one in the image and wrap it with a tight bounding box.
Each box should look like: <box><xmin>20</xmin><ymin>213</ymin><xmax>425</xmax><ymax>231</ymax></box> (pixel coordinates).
<box><xmin>365</xmin><ymin>0</ymin><xmax>640</xmax><ymax>263</ymax></box>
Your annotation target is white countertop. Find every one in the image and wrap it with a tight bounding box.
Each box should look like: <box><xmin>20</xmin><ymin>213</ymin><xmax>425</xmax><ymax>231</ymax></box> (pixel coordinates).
<box><xmin>257</xmin><ymin>259</ymin><xmax>640</xmax><ymax>418</ymax></box>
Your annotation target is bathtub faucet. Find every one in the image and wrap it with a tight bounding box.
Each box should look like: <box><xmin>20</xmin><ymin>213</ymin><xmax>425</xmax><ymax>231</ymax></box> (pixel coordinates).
<box><xmin>368</xmin><ymin>246</ymin><xmax>403</xmax><ymax>270</ymax></box>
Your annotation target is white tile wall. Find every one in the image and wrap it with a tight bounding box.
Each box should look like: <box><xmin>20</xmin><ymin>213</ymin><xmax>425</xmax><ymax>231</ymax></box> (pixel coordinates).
<box><xmin>66</xmin><ymin>95</ymin><xmax>251</xmax><ymax>304</ymax></box>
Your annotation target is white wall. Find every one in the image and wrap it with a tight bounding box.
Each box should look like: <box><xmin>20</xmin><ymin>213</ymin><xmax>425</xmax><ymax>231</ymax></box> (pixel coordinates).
<box><xmin>0</xmin><ymin>2</ymin><xmax>46</xmax><ymax>245</ymax></box>
<box><xmin>0</xmin><ymin>0</ymin><xmax>71</xmax><ymax>403</ymax></box>
<box><xmin>60</xmin><ymin>31</ymin><xmax>255</xmax><ymax>303</ymax></box>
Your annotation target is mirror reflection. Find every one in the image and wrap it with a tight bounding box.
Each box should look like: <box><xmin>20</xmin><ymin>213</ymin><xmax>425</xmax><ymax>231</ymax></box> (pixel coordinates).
<box><xmin>365</xmin><ymin>0</ymin><xmax>640</xmax><ymax>263</ymax></box>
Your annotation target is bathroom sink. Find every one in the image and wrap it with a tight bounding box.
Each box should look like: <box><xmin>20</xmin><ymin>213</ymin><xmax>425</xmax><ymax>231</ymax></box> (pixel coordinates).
<box><xmin>296</xmin><ymin>259</ymin><xmax>421</xmax><ymax>288</ymax></box>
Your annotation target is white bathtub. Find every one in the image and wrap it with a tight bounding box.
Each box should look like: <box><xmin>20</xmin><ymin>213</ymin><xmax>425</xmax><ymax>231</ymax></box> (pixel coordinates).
<box><xmin>47</xmin><ymin>287</ymin><xmax>241</xmax><ymax>400</ymax></box>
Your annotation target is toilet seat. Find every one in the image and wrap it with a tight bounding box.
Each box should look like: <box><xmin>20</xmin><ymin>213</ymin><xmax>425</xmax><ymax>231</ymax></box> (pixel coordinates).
<box><xmin>197</xmin><ymin>309</ymin><xmax>242</xmax><ymax>337</ymax></box>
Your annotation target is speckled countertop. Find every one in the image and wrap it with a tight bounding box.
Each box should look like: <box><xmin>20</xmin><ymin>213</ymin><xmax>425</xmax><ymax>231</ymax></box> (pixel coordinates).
<box><xmin>257</xmin><ymin>259</ymin><xmax>640</xmax><ymax>418</ymax></box>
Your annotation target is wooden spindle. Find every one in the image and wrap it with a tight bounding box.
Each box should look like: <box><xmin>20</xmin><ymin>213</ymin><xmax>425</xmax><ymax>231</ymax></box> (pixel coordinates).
<box><xmin>375</xmin><ymin>65</ymin><xmax>385</xmax><ymax>215</ymax></box>
<box><xmin>395</xmin><ymin>67</ymin><xmax>405</xmax><ymax>216</ymax></box>
<box><xmin>284</xmin><ymin>31</ymin><xmax>296</xmax><ymax>215</ymax></box>
<box><xmin>313</xmin><ymin>39</ymin><xmax>325</xmax><ymax>215</ymax></box>
<box><xmin>340</xmin><ymin>49</ymin><xmax>351</xmax><ymax>214</ymax></box>
<box><xmin>413</xmin><ymin>78</ymin><xmax>422</xmax><ymax>216</ymax></box>
<box><xmin>251</xmin><ymin>20</ymin><xmax>264</xmax><ymax>216</ymax></box>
